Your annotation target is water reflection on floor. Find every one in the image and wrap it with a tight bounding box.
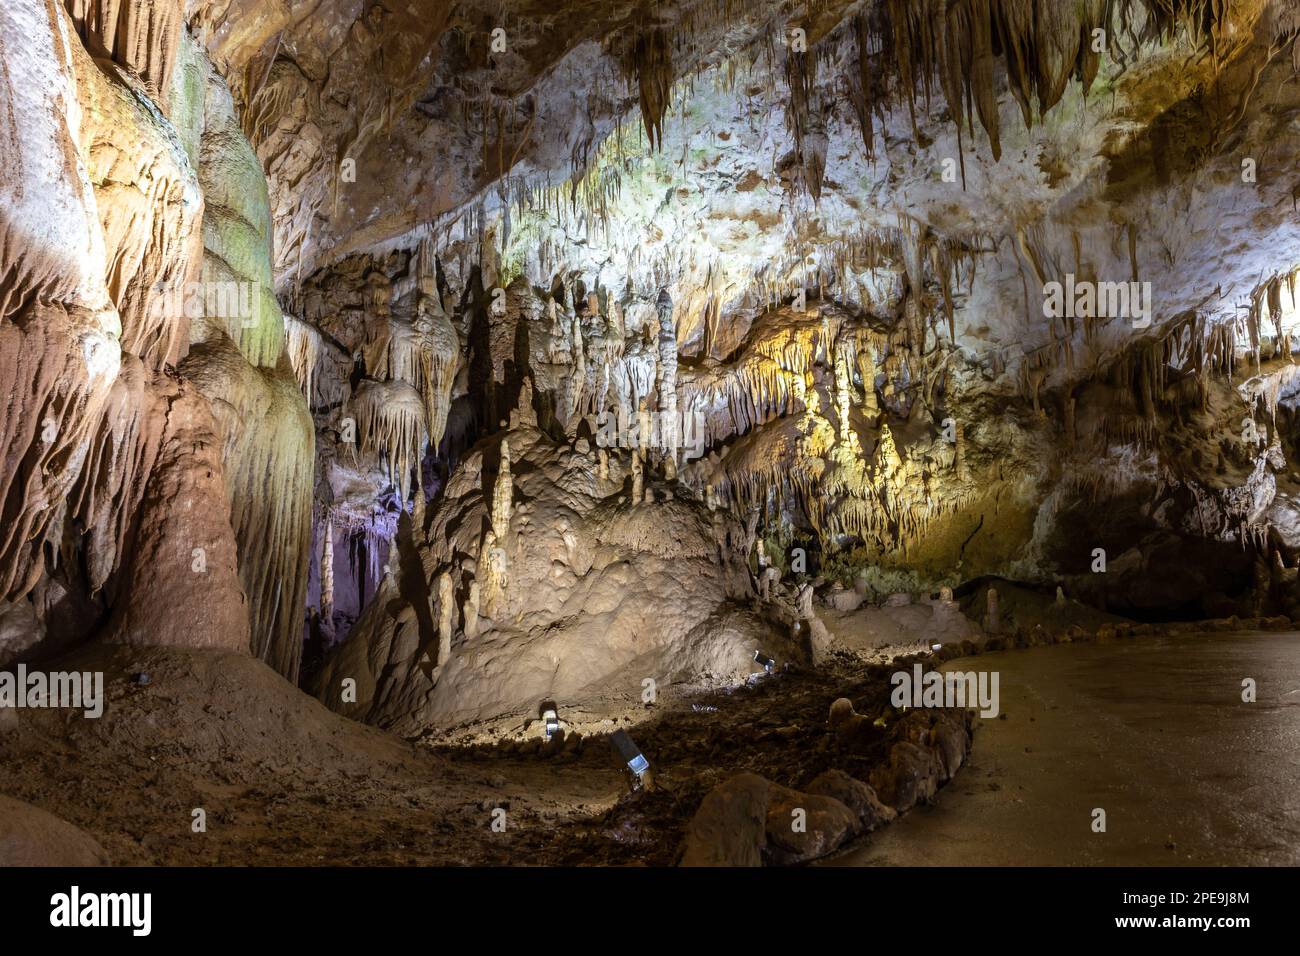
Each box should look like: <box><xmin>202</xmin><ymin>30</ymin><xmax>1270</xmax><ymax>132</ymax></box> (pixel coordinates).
<box><xmin>825</xmin><ymin>633</ymin><xmax>1300</xmax><ymax>866</ymax></box>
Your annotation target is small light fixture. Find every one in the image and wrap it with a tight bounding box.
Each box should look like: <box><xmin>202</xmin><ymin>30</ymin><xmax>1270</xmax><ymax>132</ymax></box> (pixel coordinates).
<box><xmin>610</xmin><ymin>729</ymin><xmax>650</xmax><ymax>784</ymax></box>
<box><xmin>930</xmin><ymin>642</ymin><xmax>942</xmax><ymax>652</ymax></box>
<box><xmin>540</xmin><ymin>700</ymin><xmax>560</xmax><ymax>740</ymax></box>
<box><xmin>754</xmin><ymin>650</ymin><xmax>776</xmax><ymax>673</ymax></box>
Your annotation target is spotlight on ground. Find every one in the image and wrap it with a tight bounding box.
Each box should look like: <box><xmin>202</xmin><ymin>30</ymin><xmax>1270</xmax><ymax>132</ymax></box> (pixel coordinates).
<box><xmin>754</xmin><ymin>650</ymin><xmax>776</xmax><ymax>673</ymax></box>
<box><xmin>539</xmin><ymin>700</ymin><xmax>560</xmax><ymax>740</ymax></box>
<box><xmin>610</xmin><ymin>729</ymin><xmax>650</xmax><ymax>787</ymax></box>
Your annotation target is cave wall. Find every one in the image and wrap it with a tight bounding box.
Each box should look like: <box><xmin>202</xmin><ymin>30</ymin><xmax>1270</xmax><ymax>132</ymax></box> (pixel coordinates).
<box><xmin>6</xmin><ymin>0</ymin><xmax>1300</xmax><ymax>729</ymax></box>
<box><xmin>0</xmin><ymin>0</ymin><xmax>309</xmax><ymax>675</ymax></box>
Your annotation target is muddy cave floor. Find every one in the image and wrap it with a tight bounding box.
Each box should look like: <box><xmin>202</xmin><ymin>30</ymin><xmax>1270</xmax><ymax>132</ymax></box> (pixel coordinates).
<box><xmin>0</xmin><ymin>638</ymin><xmax>906</xmax><ymax>866</ymax></box>
<box><xmin>0</xmin><ymin>616</ymin><xmax>1278</xmax><ymax>867</ymax></box>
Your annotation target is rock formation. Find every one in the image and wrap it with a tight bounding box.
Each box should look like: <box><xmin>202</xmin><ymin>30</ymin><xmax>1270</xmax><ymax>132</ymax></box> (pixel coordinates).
<box><xmin>6</xmin><ymin>0</ymin><xmax>1300</xmax><ymax>872</ymax></box>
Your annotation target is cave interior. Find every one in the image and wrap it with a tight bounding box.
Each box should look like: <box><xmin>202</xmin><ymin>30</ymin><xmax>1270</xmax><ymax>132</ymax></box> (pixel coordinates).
<box><xmin>3</xmin><ymin>0</ymin><xmax>1300</xmax><ymax>868</ymax></box>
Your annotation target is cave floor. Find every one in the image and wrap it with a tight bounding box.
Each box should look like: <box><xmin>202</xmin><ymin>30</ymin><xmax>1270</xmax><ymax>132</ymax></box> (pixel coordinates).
<box><xmin>827</xmin><ymin>632</ymin><xmax>1300</xmax><ymax>866</ymax></box>
<box><xmin>11</xmin><ymin>629</ymin><xmax>1289</xmax><ymax>866</ymax></box>
<box><xmin>0</xmin><ymin>643</ymin><xmax>896</xmax><ymax>866</ymax></box>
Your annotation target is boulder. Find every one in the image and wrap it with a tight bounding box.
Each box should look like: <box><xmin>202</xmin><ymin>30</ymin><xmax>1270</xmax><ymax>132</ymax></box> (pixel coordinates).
<box><xmin>826</xmin><ymin>587</ymin><xmax>864</xmax><ymax>612</ymax></box>
<box><xmin>869</xmin><ymin>741</ymin><xmax>940</xmax><ymax>812</ymax></box>
<box><xmin>765</xmin><ymin>785</ymin><xmax>859</xmax><ymax>864</ymax></box>
<box><xmin>828</xmin><ymin>697</ymin><xmax>876</xmax><ymax>753</ymax></box>
<box><xmin>804</xmin><ymin>769</ymin><xmax>896</xmax><ymax>831</ymax></box>
<box><xmin>679</xmin><ymin>772</ymin><xmax>771</xmax><ymax>866</ymax></box>
<box><xmin>931</xmin><ymin>716</ymin><xmax>971</xmax><ymax>782</ymax></box>
<box><xmin>0</xmin><ymin>795</ymin><xmax>108</xmax><ymax>866</ymax></box>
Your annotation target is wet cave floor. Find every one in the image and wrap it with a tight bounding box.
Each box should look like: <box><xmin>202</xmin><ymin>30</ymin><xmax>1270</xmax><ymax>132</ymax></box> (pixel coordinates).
<box><xmin>827</xmin><ymin>631</ymin><xmax>1300</xmax><ymax>867</ymax></box>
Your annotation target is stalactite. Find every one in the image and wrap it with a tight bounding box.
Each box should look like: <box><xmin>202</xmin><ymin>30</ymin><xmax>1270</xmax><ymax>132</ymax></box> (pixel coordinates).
<box><xmin>285</xmin><ymin>315</ymin><xmax>323</xmax><ymax>401</ymax></box>
<box><xmin>63</xmin><ymin>0</ymin><xmax>183</xmax><ymax>111</ymax></box>
<box><xmin>69</xmin><ymin>357</ymin><xmax>166</xmax><ymax>596</ymax></box>
<box><xmin>350</xmin><ymin>379</ymin><xmax>426</xmax><ymax>504</ymax></box>
<box><xmin>867</xmin><ymin>0</ymin><xmax>1226</xmax><ymax>164</ymax></box>
<box><xmin>848</xmin><ymin>11</ymin><xmax>878</xmax><ymax>157</ymax></box>
<box><xmin>415</xmin><ymin>237</ymin><xmax>460</xmax><ymax>452</ymax></box>
<box><xmin>621</xmin><ymin>27</ymin><xmax>673</xmax><ymax>152</ymax></box>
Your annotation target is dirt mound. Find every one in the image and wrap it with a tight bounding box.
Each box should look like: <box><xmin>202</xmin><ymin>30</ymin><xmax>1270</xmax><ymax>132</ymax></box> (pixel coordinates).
<box><xmin>0</xmin><ymin>644</ymin><xmax>464</xmax><ymax>864</ymax></box>
<box><xmin>0</xmin><ymin>795</ymin><xmax>109</xmax><ymax>866</ymax></box>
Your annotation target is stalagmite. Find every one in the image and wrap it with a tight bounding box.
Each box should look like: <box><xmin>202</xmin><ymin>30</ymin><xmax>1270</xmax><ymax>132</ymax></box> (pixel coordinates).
<box><xmin>835</xmin><ymin>344</ymin><xmax>854</xmax><ymax>444</ymax></box>
<box><xmin>797</xmin><ymin>583</ymin><xmax>815</xmax><ymax>619</ymax></box>
<box><xmin>562</xmin><ymin>303</ymin><xmax>588</xmax><ymax>423</ymax></box>
<box><xmin>321</xmin><ymin>517</ymin><xmax>335</xmax><ymax>637</ymax></box>
<box><xmin>412</xmin><ymin>470</ymin><xmax>427</xmax><ymax>538</ymax></box>
<box><xmin>875</xmin><ymin>424</ymin><xmax>903</xmax><ymax>481</ymax></box>
<box><xmin>435</xmin><ymin>571</ymin><xmax>455</xmax><ymax>666</ymax></box>
<box><xmin>548</xmin><ymin>296</ymin><xmax>562</xmax><ymax>337</ymax></box>
<box><xmin>492</xmin><ymin>439</ymin><xmax>513</xmax><ymax>539</ymax></box>
<box><xmin>463</xmin><ymin>581</ymin><xmax>481</xmax><ymax>640</ymax></box>
<box><xmin>954</xmin><ymin>418</ymin><xmax>967</xmax><ymax>481</ymax></box>
<box><xmin>985</xmin><ymin>587</ymin><xmax>1000</xmax><ymax>635</ymax></box>
<box><xmin>103</xmin><ymin>379</ymin><xmax>249</xmax><ymax>652</ymax></box>
<box><xmin>611</xmin><ymin>299</ymin><xmax>625</xmax><ymax>339</ymax></box>
<box><xmin>479</xmin><ymin>529</ymin><xmax>506</xmax><ymax>618</ymax></box>
<box><xmin>655</xmin><ymin>288</ymin><xmax>680</xmax><ymax>475</ymax></box>
<box><xmin>631</xmin><ymin>449</ymin><xmax>644</xmax><ymax>502</ymax></box>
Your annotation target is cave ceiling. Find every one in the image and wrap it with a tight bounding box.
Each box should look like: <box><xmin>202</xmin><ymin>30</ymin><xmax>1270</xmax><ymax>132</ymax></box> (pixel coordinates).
<box><xmin>179</xmin><ymin>0</ymin><xmax>1300</xmax><ymax>392</ymax></box>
